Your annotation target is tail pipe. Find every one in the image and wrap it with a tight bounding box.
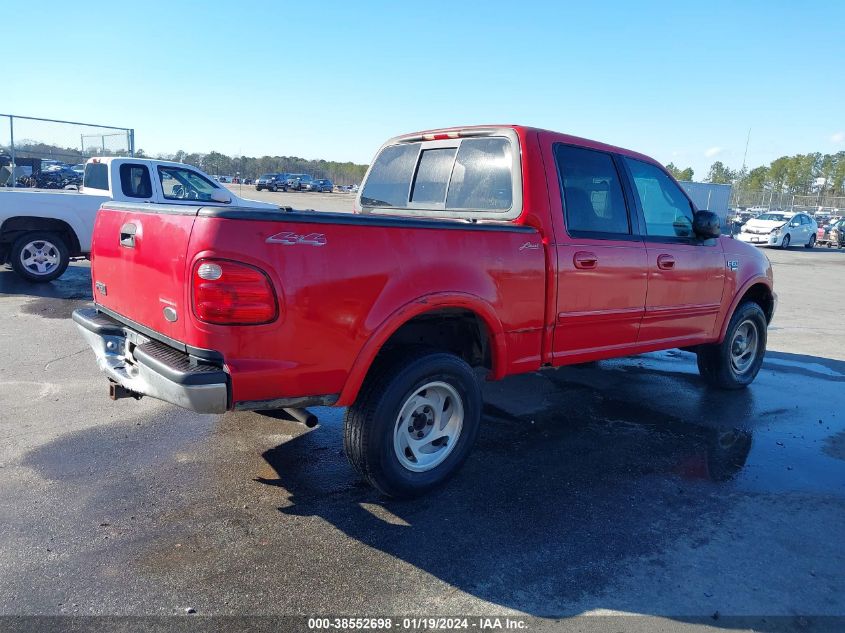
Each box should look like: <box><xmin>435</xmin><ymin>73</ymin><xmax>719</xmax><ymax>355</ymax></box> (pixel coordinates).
<box><xmin>283</xmin><ymin>407</ymin><xmax>318</xmax><ymax>428</ymax></box>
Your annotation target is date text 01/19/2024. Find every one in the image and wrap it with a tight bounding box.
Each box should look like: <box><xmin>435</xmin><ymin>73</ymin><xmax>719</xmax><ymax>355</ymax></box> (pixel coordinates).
<box><xmin>307</xmin><ymin>617</ymin><xmax>529</xmax><ymax>630</ymax></box>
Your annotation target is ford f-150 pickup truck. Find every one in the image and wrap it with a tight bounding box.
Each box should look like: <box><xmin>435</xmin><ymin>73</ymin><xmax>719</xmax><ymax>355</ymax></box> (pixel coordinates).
<box><xmin>0</xmin><ymin>157</ymin><xmax>277</xmax><ymax>282</ymax></box>
<box><xmin>73</xmin><ymin>125</ymin><xmax>775</xmax><ymax>497</ymax></box>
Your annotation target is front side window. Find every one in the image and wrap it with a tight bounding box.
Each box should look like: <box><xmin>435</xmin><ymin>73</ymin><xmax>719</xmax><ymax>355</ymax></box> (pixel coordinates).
<box><xmin>119</xmin><ymin>163</ymin><xmax>152</xmax><ymax>198</ymax></box>
<box><xmin>360</xmin><ymin>136</ymin><xmax>515</xmax><ymax>213</ymax></box>
<box><xmin>625</xmin><ymin>158</ymin><xmax>694</xmax><ymax>238</ymax></box>
<box><xmin>555</xmin><ymin>145</ymin><xmax>630</xmax><ymax>236</ymax></box>
<box><xmin>158</xmin><ymin>166</ymin><xmax>219</xmax><ymax>201</ymax></box>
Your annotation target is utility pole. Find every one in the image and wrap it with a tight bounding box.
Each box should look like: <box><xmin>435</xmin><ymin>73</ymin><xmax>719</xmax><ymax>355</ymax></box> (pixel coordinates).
<box><xmin>741</xmin><ymin>127</ymin><xmax>751</xmax><ymax>173</ymax></box>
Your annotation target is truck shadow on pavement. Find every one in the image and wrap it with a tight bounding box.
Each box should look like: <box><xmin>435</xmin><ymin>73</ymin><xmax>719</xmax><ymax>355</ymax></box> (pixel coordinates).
<box><xmin>16</xmin><ymin>347</ymin><xmax>844</xmax><ymax>625</ymax></box>
<box><xmin>0</xmin><ymin>263</ymin><xmax>91</xmax><ymax>300</ymax></box>
<box><xmin>257</xmin><ymin>350</ymin><xmax>845</xmax><ymax>624</ymax></box>
<box><xmin>1</xmin><ymin>264</ymin><xmax>92</xmax><ymax>318</ymax></box>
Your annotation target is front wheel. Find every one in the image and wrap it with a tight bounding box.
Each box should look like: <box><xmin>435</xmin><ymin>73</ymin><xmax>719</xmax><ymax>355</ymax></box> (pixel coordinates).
<box><xmin>10</xmin><ymin>231</ymin><xmax>70</xmax><ymax>283</ymax></box>
<box><xmin>696</xmin><ymin>301</ymin><xmax>767</xmax><ymax>389</ymax></box>
<box><xmin>344</xmin><ymin>350</ymin><xmax>482</xmax><ymax>497</ymax></box>
<box><xmin>780</xmin><ymin>233</ymin><xmax>791</xmax><ymax>249</ymax></box>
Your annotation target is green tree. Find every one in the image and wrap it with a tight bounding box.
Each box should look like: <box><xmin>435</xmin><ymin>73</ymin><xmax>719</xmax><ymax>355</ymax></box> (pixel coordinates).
<box><xmin>665</xmin><ymin>163</ymin><xmax>694</xmax><ymax>181</ymax></box>
<box><xmin>706</xmin><ymin>161</ymin><xmax>735</xmax><ymax>184</ymax></box>
<box><xmin>744</xmin><ymin>166</ymin><xmax>769</xmax><ymax>191</ymax></box>
<box><xmin>678</xmin><ymin>167</ymin><xmax>694</xmax><ymax>181</ymax></box>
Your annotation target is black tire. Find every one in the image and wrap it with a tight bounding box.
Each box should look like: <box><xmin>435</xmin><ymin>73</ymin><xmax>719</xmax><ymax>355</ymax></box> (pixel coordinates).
<box><xmin>780</xmin><ymin>234</ymin><xmax>791</xmax><ymax>249</ymax></box>
<box><xmin>256</xmin><ymin>186</ymin><xmax>263</xmax><ymax>191</ymax></box>
<box><xmin>696</xmin><ymin>301</ymin><xmax>767</xmax><ymax>389</ymax></box>
<box><xmin>344</xmin><ymin>350</ymin><xmax>482</xmax><ymax>498</ymax></box>
<box><xmin>805</xmin><ymin>234</ymin><xmax>816</xmax><ymax>249</ymax></box>
<box><xmin>10</xmin><ymin>231</ymin><xmax>70</xmax><ymax>283</ymax></box>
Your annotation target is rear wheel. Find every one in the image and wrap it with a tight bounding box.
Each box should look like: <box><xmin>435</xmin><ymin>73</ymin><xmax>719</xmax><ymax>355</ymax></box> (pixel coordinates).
<box><xmin>805</xmin><ymin>234</ymin><xmax>816</xmax><ymax>249</ymax></box>
<box><xmin>696</xmin><ymin>301</ymin><xmax>767</xmax><ymax>389</ymax></box>
<box><xmin>10</xmin><ymin>232</ymin><xmax>70</xmax><ymax>283</ymax></box>
<box><xmin>344</xmin><ymin>350</ymin><xmax>482</xmax><ymax>497</ymax></box>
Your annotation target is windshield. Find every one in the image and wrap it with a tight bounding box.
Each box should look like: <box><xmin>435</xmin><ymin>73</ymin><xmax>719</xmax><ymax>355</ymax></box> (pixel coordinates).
<box><xmin>259</xmin><ymin>174</ymin><xmax>274</xmax><ymax>180</ymax></box>
<box><xmin>757</xmin><ymin>213</ymin><xmax>786</xmax><ymax>221</ymax></box>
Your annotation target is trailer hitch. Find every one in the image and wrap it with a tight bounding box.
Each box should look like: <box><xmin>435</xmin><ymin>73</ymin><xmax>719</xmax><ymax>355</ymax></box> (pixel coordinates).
<box><xmin>109</xmin><ymin>381</ymin><xmax>142</xmax><ymax>401</ymax></box>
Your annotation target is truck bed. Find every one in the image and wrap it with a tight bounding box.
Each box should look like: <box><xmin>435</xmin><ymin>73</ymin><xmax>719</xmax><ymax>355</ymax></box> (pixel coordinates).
<box><xmin>88</xmin><ymin>203</ymin><xmax>548</xmax><ymax>408</ymax></box>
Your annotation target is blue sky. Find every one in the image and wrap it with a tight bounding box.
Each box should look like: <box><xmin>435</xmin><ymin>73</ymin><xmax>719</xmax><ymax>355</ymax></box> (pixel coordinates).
<box><xmin>2</xmin><ymin>0</ymin><xmax>843</xmax><ymax>178</ymax></box>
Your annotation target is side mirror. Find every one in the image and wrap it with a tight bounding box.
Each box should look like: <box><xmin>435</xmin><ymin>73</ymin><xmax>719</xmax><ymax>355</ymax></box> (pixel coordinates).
<box><xmin>210</xmin><ymin>189</ymin><xmax>231</xmax><ymax>204</ymax></box>
<box><xmin>693</xmin><ymin>210</ymin><xmax>721</xmax><ymax>239</ymax></box>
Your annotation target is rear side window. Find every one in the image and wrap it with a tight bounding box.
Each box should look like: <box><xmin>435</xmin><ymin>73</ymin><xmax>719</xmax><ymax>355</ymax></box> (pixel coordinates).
<box><xmin>119</xmin><ymin>164</ymin><xmax>152</xmax><ymax>199</ymax></box>
<box><xmin>625</xmin><ymin>158</ymin><xmax>694</xmax><ymax>238</ymax></box>
<box><xmin>83</xmin><ymin>163</ymin><xmax>109</xmax><ymax>191</ymax></box>
<box><xmin>555</xmin><ymin>145</ymin><xmax>630</xmax><ymax>236</ymax></box>
<box><xmin>361</xmin><ymin>137</ymin><xmax>514</xmax><ymax>213</ymax></box>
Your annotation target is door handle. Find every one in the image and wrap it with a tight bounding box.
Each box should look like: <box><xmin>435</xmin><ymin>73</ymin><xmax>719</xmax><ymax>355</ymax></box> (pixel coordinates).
<box><xmin>657</xmin><ymin>254</ymin><xmax>675</xmax><ymax>270</ymax></box>
<box><xmin>119</xmin><ymin>223</ymin><xmax>137</xmax><ymax>248</ymax></box>
<box><xmin>573</xmin><ymin>251</ymin><xmax>598</xmax><ymax>269</ymax></box>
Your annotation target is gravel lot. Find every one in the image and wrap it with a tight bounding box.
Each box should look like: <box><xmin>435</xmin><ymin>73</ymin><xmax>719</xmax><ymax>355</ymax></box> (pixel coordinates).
<box><xmin>223</xmin><ymin>184</ymin><xmax>356</xmax><ymax>213</ymax></box>
<box><xmin>0</xmin><ymin>242</ymin><xmax>843</xmax><ymax>630</ymax></box>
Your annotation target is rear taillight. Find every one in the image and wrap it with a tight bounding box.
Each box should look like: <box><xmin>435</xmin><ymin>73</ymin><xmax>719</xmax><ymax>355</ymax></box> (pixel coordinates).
<box><xmin>192</xmin><ymin>258</ymin><xmax>278</xmax><ymax>325</ymax></box>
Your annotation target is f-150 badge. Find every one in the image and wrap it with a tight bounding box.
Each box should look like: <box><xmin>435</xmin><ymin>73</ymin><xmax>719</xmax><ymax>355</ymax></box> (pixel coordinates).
<box><xmin>266</xmin><ymin>232</ymin><xmax>327</xmax><ymax>246</ymax></box>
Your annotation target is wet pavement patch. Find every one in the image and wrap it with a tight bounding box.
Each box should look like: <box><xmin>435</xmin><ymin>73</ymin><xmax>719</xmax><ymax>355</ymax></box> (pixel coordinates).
<box><xmin>3</xmin><ymin>289</ymin><xmax>845</xmax><ymax>619</ymax></box>
<box><xmin>21</xmin><ymin>297</ymin><xmax>92</xmax><ymax>319</ymax></box>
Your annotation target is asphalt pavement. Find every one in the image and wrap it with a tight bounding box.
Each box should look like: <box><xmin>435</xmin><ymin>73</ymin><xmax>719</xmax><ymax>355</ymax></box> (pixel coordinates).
<box><xmin>0</xmin><ymin>244</ymin><xmax>843</xmax><ymax>631</ymax></box>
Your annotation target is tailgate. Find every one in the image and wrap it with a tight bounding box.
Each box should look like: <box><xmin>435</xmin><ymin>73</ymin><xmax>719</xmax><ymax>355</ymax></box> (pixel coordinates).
<box><xmin>91</xmin><ymin>203</ymin><xmax>200</xmax><ymax>343</ymax></box>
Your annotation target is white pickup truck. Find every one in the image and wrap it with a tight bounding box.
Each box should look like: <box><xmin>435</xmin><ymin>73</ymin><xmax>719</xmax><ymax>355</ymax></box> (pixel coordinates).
<box><xmin>0</xmin><ymin>157</ymin><xmax>278</xmax><ymax>282</ymax></box>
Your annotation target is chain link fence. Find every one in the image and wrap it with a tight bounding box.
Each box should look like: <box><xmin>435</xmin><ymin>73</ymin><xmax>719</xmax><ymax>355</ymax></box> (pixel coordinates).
<box><xmin>1</xmin><ymin>114</ymin><xmax>134</xmax><ymax>186</ymax></box>
<box><xmin>731</xmin><ymin>188</ymin><xmax>845</xmax><ymax>212</ymax></box>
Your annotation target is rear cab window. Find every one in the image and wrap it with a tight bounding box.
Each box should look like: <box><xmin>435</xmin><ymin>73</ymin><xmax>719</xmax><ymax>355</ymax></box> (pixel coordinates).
<box><xmin>83</xmin><ymin>162</ymin><xmax>109</xmax><ymax>191</ymax></box>
<box><xmin>359</xmin><ymin>130</ymin><xmax>521</xmax><ymax>220</ymax></box>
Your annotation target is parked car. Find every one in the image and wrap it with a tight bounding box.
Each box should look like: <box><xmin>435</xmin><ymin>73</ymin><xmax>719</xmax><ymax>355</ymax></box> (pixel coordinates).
<box><xmin>286</xmin><ymin>174</ymin><xmax>313</xmax><ymax>191</ymax></box>
<box><xmin>16</xmin><ymin>168</ymin><xmax>82</xmax><ymax>190</ymax></box>
<box><xmin>308</xmin><ymin>178</ymin><xmax>333</xmax><ymax>192</ymax></box>
<box><xmin>255</xmin><ymin>173</ymin><xmax>287</xmax><ymax>192</ymax></box>
<box><xmin>736</xmin><ymin>211</ymin><xmax>818</xmax><ymax>249</ymax></box>
<box><xmin>73</xmin><ymin>125</ymin><xmax>775</xmax><ymax>498</ymax></box>
<box><xmin>0</xmin><ymin>157</ymin><xmax>278</xmax><ymax>282</ymax></box>
<box><xmin>816</xmin><ymin>218</ymin><xmax>845</xmax><ymax>248</ymax></box>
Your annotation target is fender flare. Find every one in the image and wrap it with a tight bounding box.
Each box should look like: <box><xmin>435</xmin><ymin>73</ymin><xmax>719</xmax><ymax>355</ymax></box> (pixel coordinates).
<box><xmin>717</xmin><ymin>276</ymin><xmax>773</xmax><ymax>342</ymax></box>
<box><xmin>336</xmin><ymin>292</ymin><xmax>508</xmax><ymax>406</ymax></box>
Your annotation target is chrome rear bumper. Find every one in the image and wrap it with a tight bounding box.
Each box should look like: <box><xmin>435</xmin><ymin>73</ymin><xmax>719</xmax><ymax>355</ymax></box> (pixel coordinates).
<box><xmin>72</xmin><ymin>307</ymin><xmax>229</xmax><ymax>414</ymax></box>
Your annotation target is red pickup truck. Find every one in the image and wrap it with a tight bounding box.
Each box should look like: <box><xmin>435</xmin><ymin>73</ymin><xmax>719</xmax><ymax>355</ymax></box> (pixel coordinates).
<box><xmin>73</xmin><ymin>125</ymin><xmax>775</xmax><ymax>497</ymax></box>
